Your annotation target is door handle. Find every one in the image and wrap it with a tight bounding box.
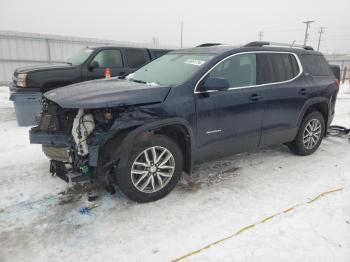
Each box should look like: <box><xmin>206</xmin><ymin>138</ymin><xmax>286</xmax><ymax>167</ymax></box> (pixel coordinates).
<box><xmin>298</xmin><ymin>88</ymin><xmax>308</xmax><ymax>95</ymax></box>
<box><xmin>249</xmin><ymin>94</ymin><xmax>262</xmax><ymax>101</ymax></box>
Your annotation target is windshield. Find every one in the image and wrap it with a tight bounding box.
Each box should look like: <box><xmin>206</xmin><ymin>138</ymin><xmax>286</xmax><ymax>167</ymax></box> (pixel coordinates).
<box><xmin>128</xmin><ymin>53</ymin><xmax>214</xmax><ymax>86</ymax></box>
<box><xmin>67</xmin><ymin>48</ymin><xmax>94</xmax><ymax>66</ymax></box>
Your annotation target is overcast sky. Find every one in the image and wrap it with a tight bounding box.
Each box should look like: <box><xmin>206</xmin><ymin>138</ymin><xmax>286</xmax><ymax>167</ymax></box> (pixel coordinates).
<box><xmin>1</xmin><ymin>0</ymin><xmax>350</xmax><ymax>53</ymax></box>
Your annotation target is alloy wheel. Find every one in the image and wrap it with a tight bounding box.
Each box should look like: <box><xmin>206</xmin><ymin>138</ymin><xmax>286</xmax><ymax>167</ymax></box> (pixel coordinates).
<box><xmin>302</xmin><ymin>118</ymin><xmax>322</xmax><ymax>150</ymax></box>
<box><xmin>131</xmin><ymin>146</ymin><xmax>175</xmax><ymax>193</ymax></box>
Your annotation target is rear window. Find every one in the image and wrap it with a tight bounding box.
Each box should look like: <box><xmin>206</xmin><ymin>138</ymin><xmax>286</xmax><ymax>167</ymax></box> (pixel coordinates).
<box><xmin>257</xmin><ymin>53</ymin><xmax>300</xmax><ymax>84</ymax></box>
<box><xmin>301</xmin><ymin>55</ymin><xmax>332</xmax><ymax>76</ymax></box>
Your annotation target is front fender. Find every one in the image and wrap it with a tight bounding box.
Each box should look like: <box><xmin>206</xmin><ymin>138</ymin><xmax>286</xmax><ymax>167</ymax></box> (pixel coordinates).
<box><xmin>118</xmin><ymin>118</ymin><xmax>195</xmax><ymax>172</ymax></box>
<box><xmin>93</xmin><ymin>111</ymin><xmax>195</xmax><ymax>175</ymax></box>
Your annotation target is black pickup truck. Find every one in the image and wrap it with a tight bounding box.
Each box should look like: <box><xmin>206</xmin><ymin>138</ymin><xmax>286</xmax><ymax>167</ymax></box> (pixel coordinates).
<box><xmin>10</xmin><ymin>46</ymin><xmax>172</xmax><ymax>126</ymax></box>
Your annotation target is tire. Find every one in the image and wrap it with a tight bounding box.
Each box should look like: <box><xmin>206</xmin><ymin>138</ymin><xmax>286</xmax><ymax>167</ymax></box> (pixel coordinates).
<box><xmin>116</xmin><ymin>135</ymin><xmax>183</xmax><ymax>203</ymax></box>
<box><xmin>288</xmin><ymin>111</ymin><xmax>325</xmax><ymax>156</ymax></box>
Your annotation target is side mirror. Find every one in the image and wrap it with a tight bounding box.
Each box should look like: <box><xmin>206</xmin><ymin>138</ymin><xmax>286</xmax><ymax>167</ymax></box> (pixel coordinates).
<box><xmin>201</xmin><ymin>77</ymin><xmax>230</xmax><ymax>91</ymax></box>
<box><xmin>88</xmin><ymin>60</ymin><xmax>99</xmax><ymax>71</ymax></box>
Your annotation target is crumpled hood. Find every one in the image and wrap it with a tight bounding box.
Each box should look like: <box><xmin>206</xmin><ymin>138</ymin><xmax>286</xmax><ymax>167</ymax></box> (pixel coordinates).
<box><xmin>44</xmin><ymin>78</ymin><xmax>171</xmax><ymax>109</ymax></box>
<box><xmin>15</xmin><ymin>63</ymin><xmax>72</xmax><ymax>74</ymax></box>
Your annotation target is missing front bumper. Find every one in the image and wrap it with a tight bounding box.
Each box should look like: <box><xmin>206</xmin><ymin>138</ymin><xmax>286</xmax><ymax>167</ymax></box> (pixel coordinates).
<box><xmin>49</xmin><ymin>160</ymin><xmax>92</xmax><ymax>183</ymax></box>
<box><xmin>29</xmin><ymin>129</ymin><xmax>68</xmax><ymax>146</ymax></box>
<box><xmin>42</xmin><ymin>145</ymin><xmax>70</xmax><ymax>162</ymax></box>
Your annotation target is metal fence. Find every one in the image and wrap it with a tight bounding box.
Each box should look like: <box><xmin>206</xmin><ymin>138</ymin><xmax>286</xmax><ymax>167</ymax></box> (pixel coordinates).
<box><xmin>0</xmin><ymin>31</ymin><xmax>175</xmax><ymax>85</ymax></box>
<box><xmin>1</xmin><ymin>31</ymin><xmax>349</xmax><ymax>85</ymax></box>
<box><xmin>325</xmin><ymin>57</ymin><xmax>350</xmax><ymax>84</ymax></box>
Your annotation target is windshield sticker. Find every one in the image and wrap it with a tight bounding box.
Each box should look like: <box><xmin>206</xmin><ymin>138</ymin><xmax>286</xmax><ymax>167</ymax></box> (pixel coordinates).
<box><xmin>184</xmin><ymin>59</ymin><xmax>206</xmax><ymax>66</ymax></box>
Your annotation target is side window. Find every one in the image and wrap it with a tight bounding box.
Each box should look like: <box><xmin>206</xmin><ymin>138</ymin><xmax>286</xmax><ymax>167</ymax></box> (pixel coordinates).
<box><xmin>209</xmin><ymin>53</ymin><xmax>256</xmax><ymax>87</ymax></box>
<box><xmin>301</xmin><ymin>55</ymin><xmax>331</xmax><ymax>76</ymax></box>
<box><xmin>125</xmin><ymin>49</ymin><xmax>148</xmax><ymax>68</ymax></box>
<box><xmin>92</xmin><ymin>49</ymin><xmax>123</xmax><ymax>68</ymax></box>
<box><xmin>318</xmin><ymin>56</ymin><xmax>333</xmax><ymax>76</ymax></box>
<box><xmin>257</xmin><ymin>53</ymin><xmax>299</xmax><ymax>84</ymax></box>
<box><xmin>290</xmin><ymin>54</ymin><xmax>300</xmax><ymax>77</ymax></box>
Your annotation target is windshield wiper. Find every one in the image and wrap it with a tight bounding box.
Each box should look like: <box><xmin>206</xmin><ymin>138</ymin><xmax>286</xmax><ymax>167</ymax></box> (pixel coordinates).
<box><xmin>129</xmin><ymin>78</ymin><xmax>147</xmax><ymax>84</ymax></box>
<box><xmin>128</xmin><ymin>78</ymin><xmax>160</xmax><ymax>86</ymax></box>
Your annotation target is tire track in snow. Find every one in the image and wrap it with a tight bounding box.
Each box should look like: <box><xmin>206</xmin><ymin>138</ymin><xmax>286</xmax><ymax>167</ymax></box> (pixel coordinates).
<box><xmin>171</xmin><ymin>185</ymin><xmax>350</xmax><ymax>262</ymax></box>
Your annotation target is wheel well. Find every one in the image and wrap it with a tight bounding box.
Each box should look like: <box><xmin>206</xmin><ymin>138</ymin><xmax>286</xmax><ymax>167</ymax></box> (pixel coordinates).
<box><xmin>153</xmin><ymin>124</ymin><xmax>192</xmax><ymax>174</ymax></box>
<box><xmin>304</xmin><ymin>102</ymin><xmax>328</xmax><ymax>125</ymax></box>
<box><xmin>98</xmin><ymin>124</ymin><xmax>192</xmax><ymax>176</ymax></box>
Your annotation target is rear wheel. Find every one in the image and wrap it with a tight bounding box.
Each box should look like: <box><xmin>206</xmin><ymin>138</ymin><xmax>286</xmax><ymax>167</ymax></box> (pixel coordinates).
<box><xmin>288</xmin><ymin>111</ymin><xmax>325</xmax><ymax>155</ymax></box>
<box><xmin>116</xmin><ymin>135</ymin><xmax>183</xmax><ymax>202</ymax></box>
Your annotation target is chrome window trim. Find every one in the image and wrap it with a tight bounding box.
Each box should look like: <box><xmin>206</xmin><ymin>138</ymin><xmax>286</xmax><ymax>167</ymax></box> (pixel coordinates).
<box><xmin>194</xmin><ymin>51</ymin><xmax>303</xmax><ymax>94</ymax></box>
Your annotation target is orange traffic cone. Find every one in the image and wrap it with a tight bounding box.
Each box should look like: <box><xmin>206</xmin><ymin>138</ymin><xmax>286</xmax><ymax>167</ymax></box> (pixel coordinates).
<box><xmin>105</xmin><ymin>67</ymin><xmax>111</xmax><ymax>78</ymax></box>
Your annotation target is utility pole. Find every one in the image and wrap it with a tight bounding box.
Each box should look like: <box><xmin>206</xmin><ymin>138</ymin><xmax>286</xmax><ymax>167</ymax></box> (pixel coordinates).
<box><xmin>317</xmin><ymin>27</ymin><xmax>325</xmax><ymax>51</ymax></box>
<box><xmin>180</xmin><ymin>20</ymin><xmax>183</xmax><ymax>48</ymax></box>
<box><xmin>258</xmin><ymin>31</ymin><xmax>263</xmax><ymax>41</ymax></box>
<box><xmin>303</xmin><ymin>20</ymin><xmax>314</xmax><ymax>46</ymax></box>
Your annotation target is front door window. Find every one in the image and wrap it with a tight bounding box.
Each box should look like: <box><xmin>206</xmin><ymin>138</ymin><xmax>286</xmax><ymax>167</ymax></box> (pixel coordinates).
<box><xmin>91</xmin><ymin>49</ymin><xmax>123</xmax><ymax>68</ymax></box>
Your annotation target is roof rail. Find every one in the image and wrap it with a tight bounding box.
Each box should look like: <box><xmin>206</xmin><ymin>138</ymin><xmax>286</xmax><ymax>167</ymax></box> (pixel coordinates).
<box><xmin>196</xmin><ymin>43</ymin><xmax>222</xmax><ymax>47</ymax></box>
<box><xmin>244</xmin><ymin>41</ymin><xmax>314</xmax><ymax>51</ymax></box>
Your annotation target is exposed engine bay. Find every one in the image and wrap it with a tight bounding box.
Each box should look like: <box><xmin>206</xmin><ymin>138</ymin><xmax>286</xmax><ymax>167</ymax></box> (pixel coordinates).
<box><xmin>31</xmin><ymin>99</ymin><xmax>119</xmax><ymax>184</ymax></box>
<box><xmin>30</xmin><ymin>97</ymin><xmax>159</xmax><ymax>187</ymax></box>
<box><xmin>72</xmin><ymin>109</ymin><xmax>95</xmax><ymax>156</ymax></box>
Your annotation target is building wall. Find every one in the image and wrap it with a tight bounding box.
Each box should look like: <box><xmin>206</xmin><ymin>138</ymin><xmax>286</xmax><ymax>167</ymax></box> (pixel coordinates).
<box><xmin>0</xmin><ymin>30</ymin><xmax>174</xmax><ymax>85</ymax></box>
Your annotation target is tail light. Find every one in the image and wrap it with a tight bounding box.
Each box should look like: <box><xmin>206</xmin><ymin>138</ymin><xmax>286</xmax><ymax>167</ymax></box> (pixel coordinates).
<box><xmin>335</xmin><ymin>79</ymin><xmax>340</xmax><ymax>91</ymax></box>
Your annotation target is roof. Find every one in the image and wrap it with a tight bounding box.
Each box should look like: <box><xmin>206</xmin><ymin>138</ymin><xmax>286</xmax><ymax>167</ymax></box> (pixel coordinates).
<box><xmin>87</xmin><ymin>45</ymin><xmax>172</xmax><ymax>50</ymax></box>
<box><xmin>171</xmin><ymin>42</ymin><xmax>320</xmax><ymax>56</ymax></box>
<box><xmin>172</xmin><ymin>45</ymin><xmax>240</xmax><ymax>55</ymax></box>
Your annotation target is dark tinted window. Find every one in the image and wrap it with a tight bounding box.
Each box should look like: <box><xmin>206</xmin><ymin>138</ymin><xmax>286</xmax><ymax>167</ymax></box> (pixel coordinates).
<box><xmin>126</xmin><ymin>49</ymin><xmax>147</xmax><ymax>68</ymax></box>
<box><xmin>92</xmin><ymin>49</ymin><xmax>123</xmax><ymax>68</ymax></box>
<box><xmin>301</xmin><ymin>55</ymin><xmax>332</xmax><ymax>76</ymax></box>
<box><xmin>330</xmin><ymin>64</ymin><xmax>340</xmax><ymax>80</ymax></box>
<box><xmin>151</xmin><ymin>50</ymin><xmax>170</xmax><ymax>59</ymax></box>
<box><xmin>290</xmin><ymin>54</ymin><xmax>299</xmax><ymax>76</ymax></box>
<box><xmin>209</xmin><ymin>53</ymin><xmax>256</xmax><ymax>87</ymax></box>
<box><xmin>257</xmin><ymin>53</ymin><xmax>299</xmax><ymax>84</ymax></box>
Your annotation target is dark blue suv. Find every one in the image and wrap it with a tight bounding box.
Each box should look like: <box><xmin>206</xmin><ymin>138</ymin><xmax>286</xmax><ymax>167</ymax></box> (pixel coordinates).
<box><xmin>30</xmin><ymin>41</ymin><xmax>339</xmax><ymax>202</ymax></box>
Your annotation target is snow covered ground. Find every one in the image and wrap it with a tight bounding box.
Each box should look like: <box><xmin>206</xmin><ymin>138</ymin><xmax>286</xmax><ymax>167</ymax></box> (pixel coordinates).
<box><xmin>0</xmin><ymin>84</ymin><xmax>350</xmax><ymax>262</ymax></box>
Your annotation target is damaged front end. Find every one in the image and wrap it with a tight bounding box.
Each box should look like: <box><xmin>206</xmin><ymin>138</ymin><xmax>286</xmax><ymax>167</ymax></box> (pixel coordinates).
<box><xmin>30</xmin><ymin>100</ymin><xmax>96</xmax><ymax>183</ymax></box>
<box><xmin>30</xmin><ymin>98</ymin><xmax>160</xmax><ymax>186</ymax></box>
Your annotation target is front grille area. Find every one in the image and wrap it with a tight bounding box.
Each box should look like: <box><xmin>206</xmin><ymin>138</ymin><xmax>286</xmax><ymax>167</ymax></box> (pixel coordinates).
<box><xmin>36</xmin><ymin>99</ymin><xmax>76</xmax><ymax>133</ymax></box>
<box><xmin>36</xmin><ymin>113</ymin><xmax>56</xmax><ymax>131</ymax></box>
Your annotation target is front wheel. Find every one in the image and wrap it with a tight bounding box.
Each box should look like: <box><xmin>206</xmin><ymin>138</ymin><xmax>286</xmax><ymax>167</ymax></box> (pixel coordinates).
<box><xmin>116</xmin><ymin>135</ymin><xmax>183</xmax><ymax>202</ymax></box>
<box><xmin>288</xmin><ymin>111</ymin><xmax>325</xmax><ymax>156</ymax></box>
